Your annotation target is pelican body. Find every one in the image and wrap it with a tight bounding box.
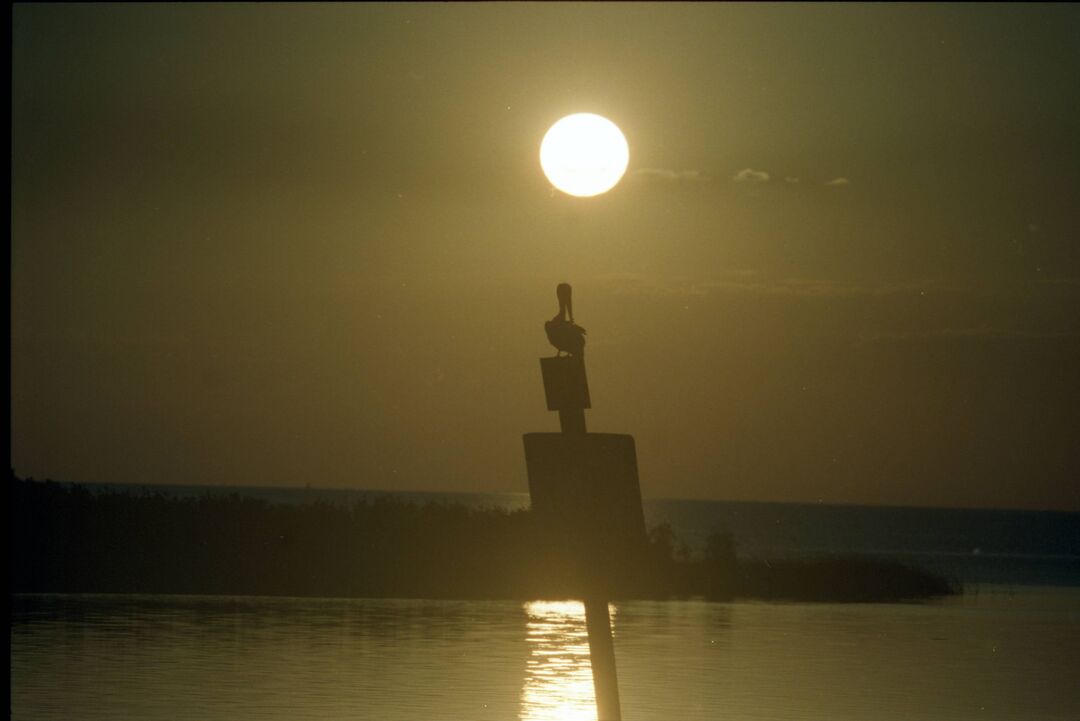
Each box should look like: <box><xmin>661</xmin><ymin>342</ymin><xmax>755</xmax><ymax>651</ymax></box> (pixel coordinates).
<box><xmin>545</xmin><ymin>282</ymin><xmax>586</xmax><ymax>357</ymax></box>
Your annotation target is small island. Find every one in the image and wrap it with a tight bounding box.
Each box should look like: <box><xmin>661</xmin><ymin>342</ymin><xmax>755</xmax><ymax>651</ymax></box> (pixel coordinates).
<box><xmin>10</xmin><ymin>475</ymin><xmax>957</xmax><ymax>603</ymax></box>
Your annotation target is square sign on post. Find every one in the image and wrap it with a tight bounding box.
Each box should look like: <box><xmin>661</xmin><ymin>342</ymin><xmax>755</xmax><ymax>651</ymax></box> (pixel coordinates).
<box><xmin>540</xmin><ymin>356</ymin><xmax>591</xmax><ymax>411</ymax></box>
<box><xmin>522</xmin><ymin>432</ymin><xmax>647</xmax><ymax>591</ymax></box>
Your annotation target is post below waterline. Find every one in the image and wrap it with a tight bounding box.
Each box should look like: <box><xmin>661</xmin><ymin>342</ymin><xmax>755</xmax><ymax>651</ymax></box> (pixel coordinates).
<box><xmin>584</xmin><ymin>596</ymin><xmax>622</xmax><ymax>721</ymax></box>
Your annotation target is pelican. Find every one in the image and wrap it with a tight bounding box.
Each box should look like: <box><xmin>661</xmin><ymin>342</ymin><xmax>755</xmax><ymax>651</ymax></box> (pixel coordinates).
<box><xmin>544</xmin><ymin>283</ymin><xmax>586</xmax><ymax>357</ymax></box>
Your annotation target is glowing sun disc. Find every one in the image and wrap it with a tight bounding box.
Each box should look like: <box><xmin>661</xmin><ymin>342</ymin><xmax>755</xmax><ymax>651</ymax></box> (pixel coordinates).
<box><xmin>540</xmin><ymin>113</ymin><xmax>629</xmax><ymax>197</ymax></box>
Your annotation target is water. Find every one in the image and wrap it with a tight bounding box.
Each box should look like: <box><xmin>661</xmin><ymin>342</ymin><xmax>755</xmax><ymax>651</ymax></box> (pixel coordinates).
<box><xmin>12</xmin><ymin>589</ymin><xmax>1080</xmax><ymax>720</ymax></box>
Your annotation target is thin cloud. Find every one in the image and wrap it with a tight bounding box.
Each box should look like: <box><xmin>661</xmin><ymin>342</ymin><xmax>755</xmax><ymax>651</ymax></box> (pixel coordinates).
<box><xmin>733</xmin><ymin>168</ymin><xmax>770</xmax><ymax>183</ymax></box>
<box><xmin>596</xmin><ymin>272</ymin><xmax>938</xmax><ymax>299</ymax></box>
<box><xmin>784</xmin><ymin>176</ymin><xmax>800</xmax><ymax>183</ymax></box>
<box><xmin>633</xmin><ymin>168</ymin><xmax>709</xmax><ymax>182</ymax></box>
<box><xmin>1038</xmin><ymin>277</ymin><xmax>1080</xmax><ymax>287</ymax></box>
<box><xmin>701</xmin><ymin>277</ymin><xmax>937</xmax><ymax>299</ymax></box>
<box><xmin>825</xmin><ymin>177</ymin><xmax>851</xmax><ymax>186</ymax></box>
<box><xmin>594</xmin><ymin>272</ymin><xmax>714</xmax><ymax>298</ymax></box>
<box><xmin>863</xmin><ymin>328</ymin><xmax>1080</xmax><ymax>346</ymax></box>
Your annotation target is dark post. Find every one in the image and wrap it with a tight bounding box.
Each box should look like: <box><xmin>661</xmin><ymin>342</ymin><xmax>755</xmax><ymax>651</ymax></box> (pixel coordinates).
<box><xmin>551</xmin><ymin>365</ymin><xmax>619</xmax><ymax>721</ymax></box>
<box><xmin>523</xmin><ymin>284</ymin><xmax>647</xmax><ymax>721</ymax></box>
<box><xmin>584</xmin><ymin>597</ymin><xmax>621</xmax><ymax>721</ymax></box>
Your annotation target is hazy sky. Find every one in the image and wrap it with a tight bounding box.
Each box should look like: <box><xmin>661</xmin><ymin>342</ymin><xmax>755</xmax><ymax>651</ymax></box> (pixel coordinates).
<box><xmin>12</xmin><ymin>3</ymin><xmax>1080</xmax><ymax>510</ymax></box>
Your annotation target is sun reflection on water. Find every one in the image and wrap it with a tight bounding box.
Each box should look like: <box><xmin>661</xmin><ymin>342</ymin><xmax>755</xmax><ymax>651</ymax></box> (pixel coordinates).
<box><xmin>519</xmin><ymin>600</ymin><xmax>616</xmax><ymax>721</ymax></box>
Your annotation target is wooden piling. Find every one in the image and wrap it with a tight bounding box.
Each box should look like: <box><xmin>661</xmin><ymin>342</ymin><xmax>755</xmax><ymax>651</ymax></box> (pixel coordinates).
<box><xmin>525</xmin><ymin>353</ymin><xmax>632</xmax><ymax>721</ymax></box>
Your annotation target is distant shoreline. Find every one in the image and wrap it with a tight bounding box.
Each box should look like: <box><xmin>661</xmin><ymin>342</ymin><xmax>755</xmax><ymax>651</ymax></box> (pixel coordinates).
<box><xmin>33</xmin><ymin>479</ymin><xmax>1080</xmax><ymax>588</ymax></box>
<box><xmin>11</xmin><ymin>476</ymin><xmax>958</xmax><ymax>603</ymax></box>
<box><xmin>51</xmin><ymin>479</ymin><xmax>1080</xmax><ymax>515</ymax></box>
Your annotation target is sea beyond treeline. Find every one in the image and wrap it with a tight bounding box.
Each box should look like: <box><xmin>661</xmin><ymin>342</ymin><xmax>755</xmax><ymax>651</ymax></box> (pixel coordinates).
<box><xmin>10</xmin><ymin>476</ymin><xmax>1078</xmax><ymax>600</ymax></box>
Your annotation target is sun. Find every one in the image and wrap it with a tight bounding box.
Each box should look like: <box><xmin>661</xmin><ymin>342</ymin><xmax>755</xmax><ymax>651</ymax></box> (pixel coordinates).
<box><xmin>540</xmin><ymin>113</ymin><xmax>629</xmax><ymax>198</ymax></box>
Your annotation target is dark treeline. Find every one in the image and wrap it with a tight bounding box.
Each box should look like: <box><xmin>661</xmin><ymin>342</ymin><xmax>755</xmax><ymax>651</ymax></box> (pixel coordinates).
<box><xmin>10</xmin><ymin>475</ymin><xmax>956</xmax><ymax>602</ymax></box>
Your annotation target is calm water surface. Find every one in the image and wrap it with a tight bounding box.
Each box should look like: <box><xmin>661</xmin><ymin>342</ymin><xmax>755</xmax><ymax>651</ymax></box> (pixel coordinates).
<box><xmin>12</xmin><ymin>588</ymin><xmax>1080</xmax><ymax>720</ymax></box>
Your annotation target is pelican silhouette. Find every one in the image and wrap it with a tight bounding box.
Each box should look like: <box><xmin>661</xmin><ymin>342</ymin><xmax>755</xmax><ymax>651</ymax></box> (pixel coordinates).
<box><xmin>544</xmin><ymin>283</ymin><xmax>586</xmax><ymax>357</ymax></box>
